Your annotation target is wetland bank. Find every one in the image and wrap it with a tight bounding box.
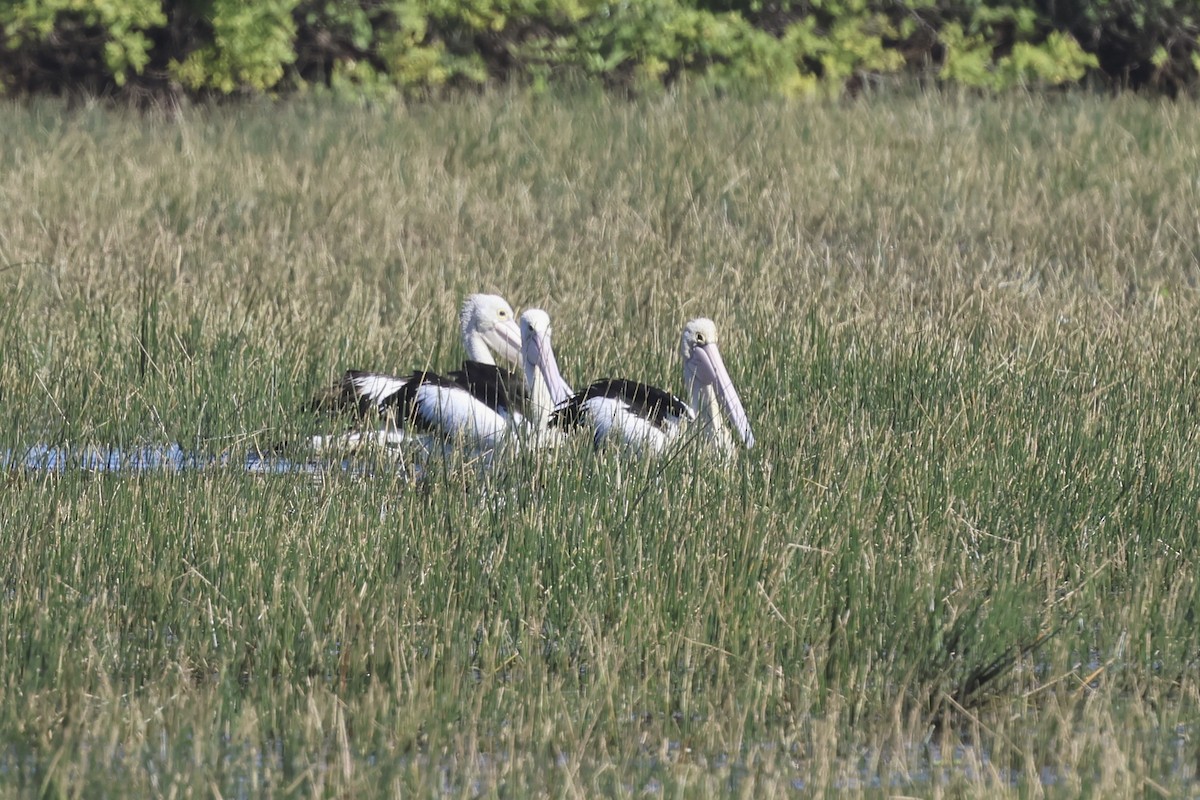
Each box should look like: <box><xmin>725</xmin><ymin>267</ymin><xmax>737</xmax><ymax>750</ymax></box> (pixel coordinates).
<box><xmin>1</xmin><ymin>91</ymin><xmax>1198</xmax><ymax>796</ymax></box>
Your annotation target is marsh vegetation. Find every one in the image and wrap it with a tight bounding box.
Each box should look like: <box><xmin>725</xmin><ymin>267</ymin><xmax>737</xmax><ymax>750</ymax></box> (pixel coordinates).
<box><xmin>1</xmin><ymin>90</ymin><xmax>1199</xmax><ymax>796</ymax></box>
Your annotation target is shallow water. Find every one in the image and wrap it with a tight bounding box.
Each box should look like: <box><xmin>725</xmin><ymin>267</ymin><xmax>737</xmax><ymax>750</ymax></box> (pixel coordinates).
<box><xmin>3</xmin><ymin>442</ymin><xmax>214</xmax><ymax>472</ymax></box>
<box><xmin>0</xmin><ymin>442</ymin><xmax>410</xmax><ymax>477</ymax></box>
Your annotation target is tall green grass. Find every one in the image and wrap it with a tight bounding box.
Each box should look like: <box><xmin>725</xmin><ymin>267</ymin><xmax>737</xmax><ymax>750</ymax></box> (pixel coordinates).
<box><xmin>1</xmin><ymin>90</ymin><xmax>1199</xmax><ymax>796</ymax></box>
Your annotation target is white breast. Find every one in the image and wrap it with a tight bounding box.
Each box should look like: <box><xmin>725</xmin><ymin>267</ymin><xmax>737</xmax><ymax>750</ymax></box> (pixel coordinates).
<box><xmin>580</xmin><ymin>396</ymin><xmax>679</xmax><ymax>455</ymax></box>
<box><xmin>413</xmin><ymin>384</ymin><xmax>517</xmax><ymax>446</ymax></box>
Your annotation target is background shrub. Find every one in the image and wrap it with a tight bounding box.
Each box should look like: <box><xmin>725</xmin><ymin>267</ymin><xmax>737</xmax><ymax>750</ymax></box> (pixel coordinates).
<box><xmin>0</xmin><ymin>0</ymin><xmax>1195</xmax><ymax>100</ymax></box>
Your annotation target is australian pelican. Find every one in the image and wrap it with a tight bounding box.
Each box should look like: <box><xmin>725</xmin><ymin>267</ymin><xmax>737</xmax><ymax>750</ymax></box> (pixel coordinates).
<box><xmin>322</xmin><ymin>308</ymin><xmax>572</xmax><ymax>453</ymax></box>
<box><xmin>314</xmin><ymin>293</ymin><xmax>524</xmax><ymax>419</ymax></box>
<box><xmin>553</xmin><ymin>318</ymin><xmax>754</xmax><ymax>457</ymax></box>
<box><xmin>517</xmin><ymin>309</ymin><xmax>575</xmax><ymax>430</ymax></box>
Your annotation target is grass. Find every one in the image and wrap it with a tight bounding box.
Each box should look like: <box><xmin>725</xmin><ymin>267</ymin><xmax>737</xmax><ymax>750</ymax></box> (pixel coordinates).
<box><xmin>1</xmin><ymin>88</ymin><xmax>1199</xmax><ymax>796</ymax></box>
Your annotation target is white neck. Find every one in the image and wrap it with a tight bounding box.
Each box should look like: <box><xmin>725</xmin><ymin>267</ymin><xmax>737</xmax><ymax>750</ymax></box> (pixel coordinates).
<box><xmin>525</xmin><ymin>362</ymin><xmax>554</xmax><ymax>430</ymax></box>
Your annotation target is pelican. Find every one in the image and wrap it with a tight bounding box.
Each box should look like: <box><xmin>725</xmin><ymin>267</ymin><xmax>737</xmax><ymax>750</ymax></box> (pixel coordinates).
<box><xmin>517</xmin><ymin>309</ymin><xmax>575</xmax><ymax>431</ymax></box>
<box><xmin>553</xmin><ymin>318</ymin><xmax>754</xmax><ymax>457</ymax></box>
<box><xmin>314</xmin><ymin>293</ymin><xmax>524</xmax><ymax>418</ymax></box>
<box><xmin>380</xmin><ymin>308</ymin><xmax>572</xmax><ymax>450</ymax></box>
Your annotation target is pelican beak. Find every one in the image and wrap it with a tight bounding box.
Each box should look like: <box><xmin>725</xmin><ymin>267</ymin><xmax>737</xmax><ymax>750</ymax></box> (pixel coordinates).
<box><xmin>485</xmin><ymin>318</ymin><xmax>524</xmax><ymax>367</ymax></box>
<box><xmin>690</xmin><ymin>343</ymin><xmax>755</xmax><ymax>448</ymax></box>
<box><xmin>524</xmin><ymin>326</ymin><xmax>574</xmax><ymax>407</ymax></box>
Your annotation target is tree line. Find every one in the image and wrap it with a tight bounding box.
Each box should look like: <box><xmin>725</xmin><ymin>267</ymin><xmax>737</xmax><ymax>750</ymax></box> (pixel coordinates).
<box><xmin>1</xmin><ymin>0</ymin><xmax>1195</xmax><ymax>102</ymax></box>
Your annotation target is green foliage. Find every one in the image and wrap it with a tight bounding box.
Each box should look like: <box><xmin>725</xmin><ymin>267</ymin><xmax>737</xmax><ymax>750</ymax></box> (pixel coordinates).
<box><xmin>784</xmin><ymin>10</ymin><xmax>906</xmax><ymax>96</ymax></box>
<box><xmin>567</xmin><ymin>2</ymin><xmax>795</xmax><ymax>92</ymax></box>
<box><xmin>555</xmin><ymin>1</ymin><xmax>909</xmax><ymax>97</ymax></box>
<box><xmin>170</xmin><ymin>0</ymin><xmax>300</xmax><ymax>93</ymax></box>
<box><xmin>940</xmin><ymin>24</ymin><xmax>1096</xmax><ymax>90</ymax></box>
<box><xmin>1068</xmin><ymin>0</ymin><xmax>1200</xmax><ymax>92</ymax></box>
<box><xmin>938</xmin><ymin>6</ymin><xmax>1097</xmax><ymax>90</ymax></box>
<box><xmin>373</xmin><ymin>3</ymin><xmax>489</xmax><ymax>90</ymax></box>
<box><xmin>0</xmin><ymin>0</ymin><xmax>1194</xmax><ymax>98</ymax></box>
<box><xmin>1000</xmin><ymin>31</ymin><xmax>1097</xmax><ymax>86</ymax></box>
<box><xmin>0</xmin><ymin>0</ymin><xmax>165</xmax><ymax>87</ymax></box>
<box><xmin>938</xmin><ymin>22</ymin><xmax>996</xmax><ymax>87</ymax></box>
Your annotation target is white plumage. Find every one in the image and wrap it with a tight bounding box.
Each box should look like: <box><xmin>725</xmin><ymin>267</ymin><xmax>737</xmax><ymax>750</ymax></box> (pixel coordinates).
<box><xmin>316</xmin><ymin>293</ymin><xmax>523</xmax><ymax>418</ymax></box>
<box><xmin>553</xmin><ymin>317</ymin><xmax>753</xmax><ymax>457</ymax></box>
<box><xmin>399</xmin><ymin>308</ymin><xmax>573</xmax><ymax>450</ymax></box>
<box><xmin>314</xmin><ymin>306</ymin><xmax>572</xmax><ymax>455</ymax></box>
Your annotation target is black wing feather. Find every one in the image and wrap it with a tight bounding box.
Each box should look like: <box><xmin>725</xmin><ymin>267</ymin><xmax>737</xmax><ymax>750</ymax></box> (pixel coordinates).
<box><xmin>449</xmin><ymin>361</ymin><xmax>526</xmax><ymax>416</ymax></box>
<box><xmin>313</xmin><ymin>362</ymin><xmax>526</xmax><ymax>427</ymax></box>
<box><xmin>391</xmin><ymin>369</ymin><xmax>462</xmax><ymax>432</ymax></box>
<box><xmin>552</xmin><ymin>378</ymin><xmax>691</xmax><ymax>429</ymax></box>
<box><xmin>311</xmin><ymin>369</ymin><xmax>408</xmax><ymax>417</ymax></box>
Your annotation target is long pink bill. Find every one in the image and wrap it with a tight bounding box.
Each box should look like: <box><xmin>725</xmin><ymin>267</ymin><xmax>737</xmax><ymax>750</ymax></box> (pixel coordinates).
<box><xmin>524</xmin><ymin>326</ymin><xmax>574</xmax><ymax>407</ymax></box>
<box><xmin>690</xmin><ymin>343</ymin><xmax>755</xmax><ymax>448</ymax></box>
<box><xmin>487</xmin><ymin>319</ymin><xmax>524</xmax><ymax>366</ymax></box>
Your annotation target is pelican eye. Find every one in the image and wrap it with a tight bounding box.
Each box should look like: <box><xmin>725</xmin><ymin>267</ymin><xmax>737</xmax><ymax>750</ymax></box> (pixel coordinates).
<box><xmin>695</xmin><ymin>332</ymin><xmax>706</xmax><ymax>344</ymax></box>
<box><xmin>497</xmin><ymin>309</ymin><xmax>510</xmax><ymax>319</ymax></box>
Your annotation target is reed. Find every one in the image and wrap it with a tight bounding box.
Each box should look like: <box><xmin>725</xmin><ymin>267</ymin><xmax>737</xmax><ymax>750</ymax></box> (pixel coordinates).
<box><xmin>0</xmin><ymin>89</ymin><xmax>1197</xmax><ymax>796</ymax></box>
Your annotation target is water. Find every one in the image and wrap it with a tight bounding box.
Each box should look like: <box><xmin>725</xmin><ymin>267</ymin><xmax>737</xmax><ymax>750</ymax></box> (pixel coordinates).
<box><xmin>0</xmin><ymin>442</ymin><xmax>415</xmax><ymax>477</ymax></box>
<box><xmin>4</xmin><ymin>442</ymin><xmax>216</xmax><ymax>472</ymax></box>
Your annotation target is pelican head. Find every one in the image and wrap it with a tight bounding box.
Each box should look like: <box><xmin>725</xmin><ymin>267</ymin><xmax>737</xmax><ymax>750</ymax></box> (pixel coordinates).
<box><xmin>680</xmin><ymin>318</ymin><xmax>755</xmax><ymax>450</ymax></box>
<box><xmin>520</xmin><ymin>310</ymin><xmax>575</xmax><ymax>423</ymax></box>
<box><xmin>460</xmin><ymin>294</ymin><xmax>522</xmax><ymax>366</ymax></box>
